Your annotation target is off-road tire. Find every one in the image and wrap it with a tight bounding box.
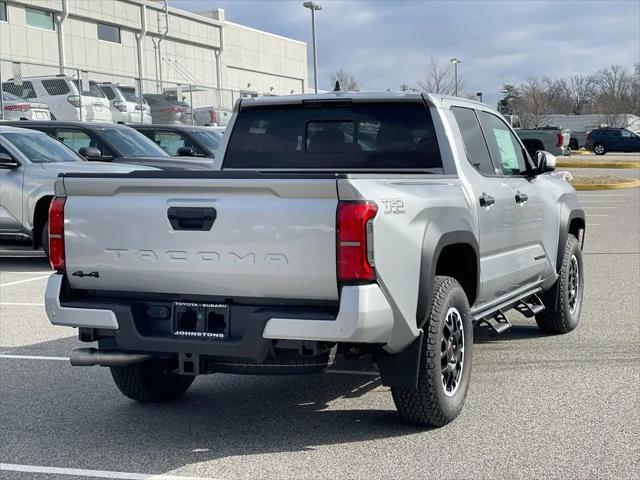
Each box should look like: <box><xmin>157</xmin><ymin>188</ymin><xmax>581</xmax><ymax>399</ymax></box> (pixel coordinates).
<box><xmin>391</xmin><ymin>276</ymin><xmax>473</xmax><ymax>427</ymax></box>
<box><xmin>110</xmin><ymin>360</ymin><xmax>195</xmax><ymax>403</ymax></box>
<box><xmin>593</xmin><ymin>143</ymin><xmax>607</xmax><ymax>155</ymax></box>
<box><xmin>536</xmin><ymin>234</ymin><xmax>583</xmax><ymax>334</ymax></box>
<box><xmin>41</xmin><ymin>221</ymin><xmax>49</xmax><ymax>258</ymax></box>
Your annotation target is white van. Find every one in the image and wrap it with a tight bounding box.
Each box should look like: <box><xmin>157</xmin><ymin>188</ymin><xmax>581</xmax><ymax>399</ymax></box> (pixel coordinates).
<box><xmin>97</xmin><ymin>83</ymin><xmax>152</xmax><ymax>124</ymax></box>
<box><xmin>1</xmin><ymin>75</ymin><xmax>112</xmax><ymax>123</ymax></box>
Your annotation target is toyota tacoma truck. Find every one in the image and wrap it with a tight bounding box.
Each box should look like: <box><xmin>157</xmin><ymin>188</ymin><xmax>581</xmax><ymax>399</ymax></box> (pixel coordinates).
<box><xmin>44</xmin><ymin>93</ymin><xmax>585</xmax><ymax>426</ymax></box>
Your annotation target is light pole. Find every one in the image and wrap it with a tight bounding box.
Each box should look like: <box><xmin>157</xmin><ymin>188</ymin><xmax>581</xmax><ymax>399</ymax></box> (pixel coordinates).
<box><xmin>303</xmin><ymin>2</ymin><xmax>322</xmax><ymax>93</ymax></box>
<box><xmin>450</xmin><ymin>58</ymin><xmax>461</xmax><ymax>96</ymax></box>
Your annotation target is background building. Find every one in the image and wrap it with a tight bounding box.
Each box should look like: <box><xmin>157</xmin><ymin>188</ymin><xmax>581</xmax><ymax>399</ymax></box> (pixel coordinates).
<box><xmin>0</xmin><ymin>0</ymin><xmax>308</xmax><ymax>110</ymax></box>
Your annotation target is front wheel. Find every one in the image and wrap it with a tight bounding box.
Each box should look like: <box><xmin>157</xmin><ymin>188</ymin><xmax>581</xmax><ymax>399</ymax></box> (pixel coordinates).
<box><xmin>110</xmin><ymin>360</ymin><xmax>195</xmax><ymax>403</ymax></box>
<box><xmin>536</xmin><ymin>234</ymin><xmax>583</xmax><ymax>333</ymax></box>
<box><xmin>392</xmin><ymin>276</ymin><xmax>473</xmax><ymax>427</ymax></box>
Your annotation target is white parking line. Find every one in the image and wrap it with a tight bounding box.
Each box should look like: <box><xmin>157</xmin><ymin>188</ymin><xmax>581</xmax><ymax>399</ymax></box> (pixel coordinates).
<box><xmin>0</xmin><ymin>463</ymin><xmax>216</xmax><ymax>480</ymax></box>
<box><xmin>0</xmin><ymin>275</ymin><xmax>49</xmax><ymax>288</ymax></box>
<box><xmin>586</xmin><ymin>224</ymin><xmax>600</xmax><ymax>226</ymax></box>
<box><xmin>579</xmin><ymin>200</ymin><xmax>624</xmax><ymax>203</ymax></box>
<box><xmin>1</xmin><ymin>271</ymin><xmax>52</xmax><ymax>275</ymax></box>
<box><xmin>0</xmin><ymin>354</ymin><xmax>69</xmax><ymax>361</ymax></box>
<box><xmin>0</xmin><ymin>302</ymin><xmax>45</xmax><ymax>306</ymax></box>
<box><xmin>585</xmin><ymin>214</ymin><xmax>610</xmax><ymax>217</ymax></box>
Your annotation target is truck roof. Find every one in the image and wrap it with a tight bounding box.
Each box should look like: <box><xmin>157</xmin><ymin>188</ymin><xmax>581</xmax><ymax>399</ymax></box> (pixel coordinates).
<box><xmin>236</xmin><ymin>91</ymin><xmax>487</xmax><ymax>111</ymax></box>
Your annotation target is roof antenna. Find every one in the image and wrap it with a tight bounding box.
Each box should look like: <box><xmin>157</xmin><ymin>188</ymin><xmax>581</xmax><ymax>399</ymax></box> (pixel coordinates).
<box><xmin>333</xmin><ymin>80</ymin><xmax>341</xmax><ymax>92</ymax></box>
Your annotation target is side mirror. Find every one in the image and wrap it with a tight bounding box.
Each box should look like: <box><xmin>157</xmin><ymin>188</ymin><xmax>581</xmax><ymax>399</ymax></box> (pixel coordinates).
<box><xmin>534</xmin><ymin>150</ymin><xmax>556</xmax><ymax>174</ymax></box>
<box><xmin>0</xmin><ymin>152</ymin><xmax>21</xmax><ymax>169</ymax></box>
<box><xmin>176</xmin><ymin>146</ymin><xmax>194</xmax><ymax>157</ymax></box>
<box><xmin>78</xmin><ymin>147</ymin><xmax>102</xmax><ymax>159</ymax></box>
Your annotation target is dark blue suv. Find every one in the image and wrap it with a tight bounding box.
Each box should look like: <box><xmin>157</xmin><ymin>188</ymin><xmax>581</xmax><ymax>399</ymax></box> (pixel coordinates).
<box><xmin>585</xmin><ymin>128</ymin><xmax>640</xmax><ymax>155</ymax></box>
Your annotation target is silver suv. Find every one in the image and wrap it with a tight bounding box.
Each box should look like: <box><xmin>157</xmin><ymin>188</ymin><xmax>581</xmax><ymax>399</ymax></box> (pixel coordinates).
<box><xmin>43</xmin><ymin>93</ymin><xmax>585</xmax><ymax>426</ymax></box>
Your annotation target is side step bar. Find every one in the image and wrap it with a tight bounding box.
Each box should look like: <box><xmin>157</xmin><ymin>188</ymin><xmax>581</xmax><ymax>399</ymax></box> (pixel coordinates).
<box><xmin>473</xmin><ymin>289</ymin><xmax>546</xmax><ymax>334</ymax></box>
<box><xmin>70</xmin><ymin>348</ymin><xmax>154</xmax><ymax>367</ymax></box>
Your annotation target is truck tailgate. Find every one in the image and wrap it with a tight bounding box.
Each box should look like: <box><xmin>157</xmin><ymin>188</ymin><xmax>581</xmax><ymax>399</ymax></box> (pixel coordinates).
<box><xmin>62</xmin><ymin>175</ymin><xmax>339</xmax><ymax>300</ymax></box>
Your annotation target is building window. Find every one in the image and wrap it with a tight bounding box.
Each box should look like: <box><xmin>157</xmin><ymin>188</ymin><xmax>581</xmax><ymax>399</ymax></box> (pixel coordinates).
<box><xmin>97</xmin><ymin>23</ymin><xmax>121</xmax><ymax>43</ymax></box>
<box><xmin>0</xmin><ymin>2</ymin><xmax>7</xmax><ymax>23</ymax></box>
<box><xmin>25</xmin><ymin>7</ymin><xmax>55</xmax><ymax>31</ymax></box>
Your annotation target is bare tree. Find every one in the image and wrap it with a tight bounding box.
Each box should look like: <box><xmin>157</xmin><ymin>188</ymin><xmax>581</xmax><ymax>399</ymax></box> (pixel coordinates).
<box><xmin>330</xmin><ymin>68</ymin><xmax>360</xmax><ymax>92</ymax></box>
<box><xmin>560</xmin><ymin>75</ymin><xmax>596</xmax><ymax>115</ymax></box>
<box><xmin>416</xmin><ymin>55</ymin><xmax>464</xmax><ymax>95</ymax></box>
<box><xmin>513</xmin><ymin>78</ymin><xmax>555</xmax><ymax>127</ymax></box>
<box><xmin>593</xmin><ymin>65</ymin><xmax>633</xmax><ymax>126</ymax></box>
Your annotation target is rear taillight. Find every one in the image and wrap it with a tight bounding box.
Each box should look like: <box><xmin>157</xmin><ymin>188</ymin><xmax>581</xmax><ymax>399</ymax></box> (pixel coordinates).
<box><xmin>337</xmin><ymin>201</ymin><xmax>378</xmax><ymax>282</ymax></box>
<box><xmin>161</xmin><ymin>106</ymin><xmax>186</xmax><ymax>113</ymax></box>
<box><xmin>556</xmin><ymin>133</ymin><xmax>564</xmax><ymax>147</ymax></box>
<box><xmin>210</xmin><ymin>110</ymin><xmax>217</xmax><ymax>124</ymax></box>
<box><xmin>48</xmin><ymin>197</ymin><xmax>66</xmax><ymax>272</ymax></box>
<box><xmin>4</xmin><ymin>104</ymin><xmax>31</xmax><ymax>112</ymax></box>
<box><xmin>67</xmin><ymin>95</ymin><xmax>81</xmax><ymax>108</ymax></box>
<box><xmin>113</xmin><ymin>101</ymin><xmax>128</xmax><ymax>112</ymax></box>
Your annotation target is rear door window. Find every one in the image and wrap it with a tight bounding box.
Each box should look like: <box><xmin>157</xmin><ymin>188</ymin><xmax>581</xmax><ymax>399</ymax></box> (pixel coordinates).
<box><xmin>451</xmin><ymin>107</ymin><xmax>496</xmax><ymax>176</ymax></box>
<box><xmin>224</xmin><ymin>102</ymin><xmax>443</xmax><ymax>171</ymax></box>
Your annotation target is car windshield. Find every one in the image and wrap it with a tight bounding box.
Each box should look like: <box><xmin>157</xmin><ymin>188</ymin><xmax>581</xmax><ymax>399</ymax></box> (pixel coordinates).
<box><xmin>99</xmin><ymin>128</ymin><xmax>169</xmax><ymax>158</ymax></box>
<box><xmin>3</xmin><ymin>132</ymin><xmax>82</xmax><ymax>163</ymax></box>
<box><xmin>2</xmin><ymin>92</ymin><xmax>26</xmax><ymax>102</ymax></box>
<box><xmin>190</xmin><ymin>130</ymin><xmax>222</xmax><ymax>153</ymax></box>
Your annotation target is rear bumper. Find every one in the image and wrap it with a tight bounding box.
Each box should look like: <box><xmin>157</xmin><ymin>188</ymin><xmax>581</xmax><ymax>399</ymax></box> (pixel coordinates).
<box><xmin>44</xmin><ymin>274</ymin><xmax>396</xmax><ymax>360</ymax></box>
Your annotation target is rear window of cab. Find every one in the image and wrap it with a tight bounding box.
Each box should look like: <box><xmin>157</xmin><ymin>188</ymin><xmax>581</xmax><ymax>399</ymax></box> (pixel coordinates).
<box><xmin>223</xmin><ymin>102</ymin><xmax>443</xmax><ymax>172</ymax></box>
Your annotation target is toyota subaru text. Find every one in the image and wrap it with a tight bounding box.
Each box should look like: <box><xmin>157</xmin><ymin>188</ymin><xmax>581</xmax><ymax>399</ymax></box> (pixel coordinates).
<box><xmin>44</xmin><ymin>93</ymin><xmax>585</xmax><ymax>426</ymax></box>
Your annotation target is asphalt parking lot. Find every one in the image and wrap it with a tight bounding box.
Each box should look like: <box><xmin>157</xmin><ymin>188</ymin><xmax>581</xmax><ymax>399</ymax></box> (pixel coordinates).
<box><xmin>1</xmin><ymin>188</ymin><xmax>639</xmax><ymax>480</ymax></box>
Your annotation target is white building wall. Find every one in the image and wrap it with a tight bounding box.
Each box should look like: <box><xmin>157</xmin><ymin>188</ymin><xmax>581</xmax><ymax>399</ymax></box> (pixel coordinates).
<box><xmin>0</xmin><ymin>0</ymin><xmax>307</xmax><ymax>108</ymax></box>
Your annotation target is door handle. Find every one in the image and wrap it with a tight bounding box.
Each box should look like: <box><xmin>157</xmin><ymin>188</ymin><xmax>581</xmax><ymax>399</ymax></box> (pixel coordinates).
<box><xmin>515</xmin><ymin>191</ymin><xmax>529</xmax><ymax>204</ymax></box>
<box><xmin>479</xmin><ymin>193</ymin><xmax>495</xmax><ymax>207</ymax></box>
<box><xmin>167</xmin><ymin>207</ymin><xmax>216</xmax><ymax>231</ymax></box>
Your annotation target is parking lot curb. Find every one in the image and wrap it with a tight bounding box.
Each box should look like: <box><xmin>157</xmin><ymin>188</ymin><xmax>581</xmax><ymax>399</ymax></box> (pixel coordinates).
<box><xmin>558</xmin><ymin>160</ymin><xmax>640</xmax><ymax>169</ymax></box>
<box><xmin>572</xmin><ymin>178</ymin><xmax>640</xmax><ymax>190</ymax></box>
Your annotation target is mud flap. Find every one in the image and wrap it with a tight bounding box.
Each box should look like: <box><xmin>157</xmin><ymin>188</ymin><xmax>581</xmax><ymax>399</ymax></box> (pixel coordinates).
<box><xmin>376</xmin><ymin>330</ymin><xmax>423</xmax><ymax>389</ymax></box>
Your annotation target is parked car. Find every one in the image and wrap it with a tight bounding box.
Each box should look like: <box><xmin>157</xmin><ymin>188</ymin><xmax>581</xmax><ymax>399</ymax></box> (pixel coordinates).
<box><xmin>97</xmin><ymin>83</ymin><xmax>152</xmax><ymax>124</ymax></box>
<box><xmin>193</xmin><ymin>106</ymin><xmax>231</xmax><ymax>127</ymax></box>
<box><xmin>2</xmin><ymin>75</ymin><xmax>112</xmax><ymax>123</ymax></box>
<box><xmin>43</xmin><ymin>92</ymin><xmax>585</xmax><ymax>427</ymax></box>
<box><xmin>144</xmin><ymin>94</ymin><xmax>193</xmax><ymax>125</ymax></box>
<box><xmin>131</xmin><ymin>124</ymin><xmax>222</xmax><ymax>158</ymax></box>
<box><xmin>1</xmin><ymin>92</ymin><xmax>51</xmax><ymax>121</ymax></box>
<box><xmin>504</xmin><ymin>116</ymin><xmax>571</xmax><ymax>157</ymax></box>
<box><xmin>3</xmin><ymin>121</ymin><xmax>214</xmax><ymax>170</ymax></box>
<box><xmin>584</xmin><ymin>128</ymin><xmax>640</xmax><ymax>155</ymax></box>
<box><xmin>0</xmin><ymin>125</ymin><xmax>155</xmax><ymax>254</ymax></box>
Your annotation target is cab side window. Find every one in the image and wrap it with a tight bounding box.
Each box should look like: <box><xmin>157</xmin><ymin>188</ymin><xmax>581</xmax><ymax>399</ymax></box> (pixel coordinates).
<box><xmin>451</xmin><ymin>107</ymin><xmax>496</xmax><ymax>176</ymax></box>
<box><xmin>478</xmin><ymin>111</ymin><xmax>528</xmax><ymax>176</ymax></box>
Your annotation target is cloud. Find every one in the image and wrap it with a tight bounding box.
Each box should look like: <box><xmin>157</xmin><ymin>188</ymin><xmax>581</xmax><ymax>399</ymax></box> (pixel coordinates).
<box><xmin>170</xmin><ymin>0</ymin><xmax>640</xmax><ymax>105</ymax></box>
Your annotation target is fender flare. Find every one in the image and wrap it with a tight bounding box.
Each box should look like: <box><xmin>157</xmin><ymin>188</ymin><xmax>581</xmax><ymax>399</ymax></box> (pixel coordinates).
<box><xmin>416</xmin><ymin>226</ymin><xmax>479</xmax><ymax>328</ymax></box>
<box><xmin>377</xmin><ymin>222</ymin><xmax>479</xmax><ymax>389</ymax></box>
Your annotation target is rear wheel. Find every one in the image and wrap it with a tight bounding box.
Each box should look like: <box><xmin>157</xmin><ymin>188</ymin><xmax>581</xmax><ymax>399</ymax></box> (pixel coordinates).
<box><xmin>593</xmin><ymin>143</ymin><xmax>607</xmax><ymax>155</ymax></box>
<box><xmin>110</xmin><ymin>360</ymin><xmax>195</xmax><ymax>403</ymax></box>
<box><xmin>392</xmin><ymin>276</ymin><xmax>473</xmax><ymax>427</ymax></box>
<box><xmin>536</xmin><ymin>234</ymin><xmax>583</xmax><ymax>333</ymax></box>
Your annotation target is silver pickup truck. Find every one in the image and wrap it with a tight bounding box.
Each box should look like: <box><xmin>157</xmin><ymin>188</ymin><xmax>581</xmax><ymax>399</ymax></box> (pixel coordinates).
<box><xmin>44</xmin><ymin>93</ymin><xmax>585</xmax><ymax>426</ymax></box>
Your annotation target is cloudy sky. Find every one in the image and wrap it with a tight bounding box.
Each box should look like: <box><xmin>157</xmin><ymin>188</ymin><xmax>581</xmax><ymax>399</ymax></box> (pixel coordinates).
<box><xmin>170</xmin><ymin>0</ymin><xmax>640</xmax><ymax>106</ymax></box>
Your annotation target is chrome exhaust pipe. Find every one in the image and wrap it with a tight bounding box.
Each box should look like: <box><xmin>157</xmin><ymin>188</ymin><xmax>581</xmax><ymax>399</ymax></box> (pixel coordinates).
<box><xmin>70</xmin><ymin>348</ymin><xmax>154</xmax><ymax>367</ymax></box>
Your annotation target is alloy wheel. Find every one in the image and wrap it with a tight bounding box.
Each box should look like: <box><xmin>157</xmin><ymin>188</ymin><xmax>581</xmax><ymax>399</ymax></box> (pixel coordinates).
<box><xmin>441</xmin><ymin>307</ymin><xmax>465</xmax><ymax>397</ymax></box>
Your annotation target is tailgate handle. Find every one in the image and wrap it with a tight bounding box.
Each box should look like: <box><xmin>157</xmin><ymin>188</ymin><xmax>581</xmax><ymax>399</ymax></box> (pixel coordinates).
<box><xmin>167</xmin><ymin>207</ymin><xmax>216</xmax><ymax>231</ymax></box>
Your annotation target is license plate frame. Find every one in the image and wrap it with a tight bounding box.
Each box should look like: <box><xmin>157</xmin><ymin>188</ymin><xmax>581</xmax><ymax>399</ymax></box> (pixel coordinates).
<box><xmin>172</xmin><ymin>302</ymin><xmax>229</xmax><ymax>340</ymax></box>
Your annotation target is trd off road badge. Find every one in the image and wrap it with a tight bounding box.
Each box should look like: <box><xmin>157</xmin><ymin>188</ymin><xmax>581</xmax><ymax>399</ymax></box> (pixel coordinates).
<box><xmin>381</xmin><ymin>198</ymin><xmax>406</xmax><ymax>215</ymax></box>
